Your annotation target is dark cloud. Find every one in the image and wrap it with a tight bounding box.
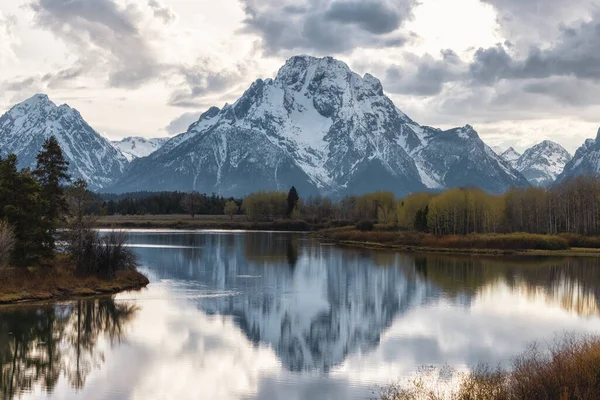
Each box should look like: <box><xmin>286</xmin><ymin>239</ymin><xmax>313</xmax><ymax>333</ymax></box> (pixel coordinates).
<box><xmin>168</xmin><ymin>61</ymin><xmax>250</xmax><ymax>108</ymax></box>
<box><xmin>239</xmin><ymin>0</ymin><xmax>417</xmax><ymax>54</ymax></box>
<box><xmin>385</xmin><ymin>50</ymin><xmax>466</xmax><ymax>96</ymax></box>
<box><xmin>468</xmin><ymin>45</ymin><xmax>514</xmax><ymax>84</ymax></box>
<box><xmin>324</xmin><ymin>1</ymin><xmax>403</xmax><ymax>34</ymax></box>
<box><xmin>468</xmin><ymin>15</ymin><xmax>600</xmax><ymax>84</ymax></box>
<box><xmin>166</xmin><ymin>112</ymin><xmax>203</xmax><ymax>134</ymax></box>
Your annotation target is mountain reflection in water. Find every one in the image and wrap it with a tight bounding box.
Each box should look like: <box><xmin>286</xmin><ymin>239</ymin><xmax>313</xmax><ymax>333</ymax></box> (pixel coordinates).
<box><xmin>2</xmin><ymin>231</ymin><xmax>600</xmax><ymax>400</ymax></box>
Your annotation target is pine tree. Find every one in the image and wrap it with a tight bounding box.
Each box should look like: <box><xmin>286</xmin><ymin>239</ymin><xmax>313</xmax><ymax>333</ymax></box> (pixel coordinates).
<box><xmin>0</xmin><ymin>155</ymin><xmax>45</xmax><ymax>265</ymax></box>
<box><xmin>34</xmin><ymin>136</ymin><xmax>71</xmax><ymax>252</ymax></box>
<box><xmin>287</xmin><ymin>186</ymin><xmax>299</xmax><ymax>218</ymax></box>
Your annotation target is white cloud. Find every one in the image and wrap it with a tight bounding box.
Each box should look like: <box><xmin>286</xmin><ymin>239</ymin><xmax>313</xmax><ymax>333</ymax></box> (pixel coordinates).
<box><xmin>0</xmin><ymin>11</ymin><xmax>18</xmax><ymax>66</ymax></box>
<box><xmin>0</xmin><ymin>0</ymin><xmax>598</xmax><ymax>150</ymax></box>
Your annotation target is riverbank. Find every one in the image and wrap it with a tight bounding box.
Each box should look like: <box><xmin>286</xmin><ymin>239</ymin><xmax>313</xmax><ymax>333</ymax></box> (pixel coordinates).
<box><xmin>94</xmin><ymin>214</ymin><xmax>316</xmax><ymax>231</ymax></box>
<box><xmin>315</xmin><ymin>228</ymin><xmax>600</xmax><ymax>257</ymax></box>
<box><xmin>0</xmin><ymin>258</ymin><xmax>149</xmax><ymax>305</ymax></box>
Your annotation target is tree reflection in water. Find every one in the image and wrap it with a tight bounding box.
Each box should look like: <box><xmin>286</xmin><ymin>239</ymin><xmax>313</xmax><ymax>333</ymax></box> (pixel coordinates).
<box><xmin>0</xmin><ymin>298</ymin><xmax>138</xmax><ymax>399</ymax></box>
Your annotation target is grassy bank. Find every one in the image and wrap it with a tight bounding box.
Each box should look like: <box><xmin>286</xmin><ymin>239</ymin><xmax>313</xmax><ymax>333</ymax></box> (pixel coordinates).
<box><xmin>0</xmin><ymin>256</ymin><xmax>149</xmax><ymax>305</ymax></box>
<box><xmin>380</xmin><ymin>334</ymin><xmax>600</xmax><ymax>400</ymax></box>
<box><xmin>315</xmin><ymin>228</ymin><xmax>600</xmax><ymax>256</ymax></box>
<box><xmin>94</xmin><ymin>214</ymin><xmax>317</xmax><ymax>231</ymax></box>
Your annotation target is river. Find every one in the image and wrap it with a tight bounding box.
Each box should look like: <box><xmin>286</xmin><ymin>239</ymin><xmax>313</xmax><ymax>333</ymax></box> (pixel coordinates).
<box><xmin>2</xmin><ymin>230</ymin><xmax>600</xmax><ymax>399</ymax></box>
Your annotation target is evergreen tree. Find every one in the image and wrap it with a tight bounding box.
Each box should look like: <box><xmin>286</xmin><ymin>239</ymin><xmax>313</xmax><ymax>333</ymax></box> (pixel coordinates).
<box><xmin>0</xmin><ymin>155</ymin><xmax>45</xmax><ymax>264</ymax></box>
<box><xmin>287</xmin><ymin>186</ymin><xmax>299</xmax><ymax>218</ymax></box>
<box><xmin>34</xmin><ymin>136</ymin><xmax>71</xmax><ymax>252</ymax></box>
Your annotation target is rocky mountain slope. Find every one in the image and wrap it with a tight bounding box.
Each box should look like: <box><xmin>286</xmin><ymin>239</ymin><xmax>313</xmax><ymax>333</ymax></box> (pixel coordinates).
<box><xmin>514</xmin><ymin>141</ymin><xmax>571</xmax><ymax>187</ymax></box>
<box><xmin>0</xmin><ymin>94</ymin><xmax>128</xmax><ymax>190</ymax></box>
<box><xmin>110</xmin><ymin>56</ymin><xmax>529</xmax><ymax>196</ymax></box>
<box><xmin>111</xmin><ymin>136</ymin><xmax>168</xmax><ymax>161</ymax></box>
<box><xmin>558</xmin><ymin>129</ymin><xmax>600</xmax><ymax>182</ymax></box>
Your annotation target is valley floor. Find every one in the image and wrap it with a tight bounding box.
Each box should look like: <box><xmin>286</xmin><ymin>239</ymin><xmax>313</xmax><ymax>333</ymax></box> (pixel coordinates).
<box><xmin>0</xmin><ymin>256</ymin><xmax>149</xmax><ymax>305</ymax></box>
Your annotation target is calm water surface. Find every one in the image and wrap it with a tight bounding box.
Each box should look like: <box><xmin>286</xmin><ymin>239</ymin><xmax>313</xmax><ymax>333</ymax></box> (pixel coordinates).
<box><xmin>2</xmin><ymin>230</ymin><xmax>600</xmax><ymax>399</ymax></box>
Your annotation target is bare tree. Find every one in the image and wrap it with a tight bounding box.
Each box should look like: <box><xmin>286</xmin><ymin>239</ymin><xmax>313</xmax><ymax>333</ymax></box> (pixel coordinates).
<box><xmin>181</xmin><ymin>192</ymin><xmax>205</xmax><ymax>218</ymax></box>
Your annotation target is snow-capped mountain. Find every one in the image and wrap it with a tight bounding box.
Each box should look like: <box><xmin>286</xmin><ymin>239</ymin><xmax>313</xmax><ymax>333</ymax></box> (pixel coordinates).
<box><xmin>514</xmin><ymin>141</ymin><xmax>571</xmax><ymax>187</ymax></box>
<box><xmin>110</xmin><ymin>56</ymin><xmax>529</xmax><ymax>196</ymax></box>
<box><xmin>111</xmin><ymin>136</ymin><xmax>169</xmax><ymax>161</ymax></box>
<box><xmin>558</xmin><ymin>129</ymin><xmax>600</xmax><ymax>182</ymax></box>
<box><xmin>500</xmin><ymin>147</ymin><xmax>521</xmax><ymax>165</ymax></box>
<box><xmin>0</xmin><ymin>94</ymin><xmax>128</xmax><ymax>190</ymax></box>
<box><xmin>405</xmin><ymin>125</ymin><xmax>529</xmax><ymax>192</ymax></box>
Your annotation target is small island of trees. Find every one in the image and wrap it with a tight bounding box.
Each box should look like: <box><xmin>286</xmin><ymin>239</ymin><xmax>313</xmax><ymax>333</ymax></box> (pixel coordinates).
<box><xmin>0</xmin><ymin>136</ymin><xmax>148</xmax><ymax>304</ymax></box>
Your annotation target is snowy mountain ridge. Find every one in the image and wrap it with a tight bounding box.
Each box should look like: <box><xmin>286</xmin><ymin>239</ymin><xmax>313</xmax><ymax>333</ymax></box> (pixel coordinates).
<box><xmin>110</xmin><ymin>55</ymin><xmax>530</xmax><ymax>196</ymax></box>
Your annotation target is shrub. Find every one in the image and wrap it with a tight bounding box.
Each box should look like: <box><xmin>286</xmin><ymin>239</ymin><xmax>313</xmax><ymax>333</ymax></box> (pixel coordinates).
<box><xmin>380</xmin><ymin>334</ymin><xmax>600</xmax><ymax>400</ymax></box>
<box><xmin>356</xmin><ymin>220</ymin><xmax>375</xmax><ymax>231</ymax></box>
<box><xmin>68</xmin><ymin>229</ymin><xmax>138</xmax><ymax>278</ymax></box>
<box><xmin>560</xmin><ymin>234</ymin><xmax>600</xmax><ymax>248</ymax></box>
<box><xmin>0</xmin><ymin>220</ymin><xmax>16</xmax><ymax>267</ymax></box>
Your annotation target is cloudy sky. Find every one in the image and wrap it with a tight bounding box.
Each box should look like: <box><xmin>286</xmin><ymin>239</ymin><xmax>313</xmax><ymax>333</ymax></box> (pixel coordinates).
<box><xmin>1</xmin><ymin>0</ymin><xmax>599</xmax><ymax>152</ymax></box>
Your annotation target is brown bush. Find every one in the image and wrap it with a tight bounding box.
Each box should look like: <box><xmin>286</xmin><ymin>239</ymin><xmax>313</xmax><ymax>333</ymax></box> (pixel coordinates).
<box><xmin>381</xmin><ymin>334</ymin><xmax>600</xmax><ymax>400</ymax></box>
<box><xmin>560</xmin><ymin>234</ymin><xmax>600</xmax><ymax>249</ymax></box>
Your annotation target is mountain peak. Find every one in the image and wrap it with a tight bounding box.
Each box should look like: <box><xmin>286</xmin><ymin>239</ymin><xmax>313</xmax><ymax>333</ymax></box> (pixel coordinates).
<box><xmin>501</xmin><ymin>147</ymin><xmax>521</xmax><ymax>165</ymax></box>
<box><xmin>110</xmin><ymin>55</ymin><xmax>530</xmax><ymax>195</ymax></box>
<box><xmin>275</xmin><ymin>55</ymin><xmax>355</xmax><ymax>91</ymax></box>
<box><xmin>0</xmin><ymin>95</ymin><xmax>127</xmax><ymax>189</ymax></box>
<box><xmin>515</xmin><ymin>141</ymin><xmax>572</xmax><ymax>186</ymax></box>
<box><xmin>17</xmin><ymin>93</ymin><xmax>55</xmax><ymax>110</ymax></box>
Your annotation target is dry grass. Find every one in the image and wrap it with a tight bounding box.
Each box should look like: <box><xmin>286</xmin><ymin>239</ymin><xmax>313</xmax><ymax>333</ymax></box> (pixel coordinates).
<box><xmin>560</xmin><ymin>234</ymin><xmax>600</xmax><ymax>249</ymax></box>
<box><xmin>0</xmin><ymin>255</ymin><xmax>149</xmax><ymax>304</ymax></box>
<box><xmin>318</xmin><ymin>229</ymin><xmax>570</xmax><ymax>251</ymax></box>
<box><xmin>380</xmin><ymin>334</ymin><xmax>600</xmax><ymax>400</ymax></box>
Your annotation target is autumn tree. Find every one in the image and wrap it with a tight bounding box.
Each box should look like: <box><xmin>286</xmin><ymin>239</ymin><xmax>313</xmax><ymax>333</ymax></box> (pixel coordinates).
<box><xmin>224</xmin><ymin>200</ymin><xmax>238</xmax><ymax>220</ymax></box>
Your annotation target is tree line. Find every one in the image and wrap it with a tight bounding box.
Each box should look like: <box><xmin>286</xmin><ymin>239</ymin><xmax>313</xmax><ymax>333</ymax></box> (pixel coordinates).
<box><xmin>400</xmin><ymin>177</ymin><xmax>600</xmax><ymax>236</ymax></box>
<box><xmin>9</xmin><ymin>138</ymin><xmax>597</xmax><ymax>239</ymax></box>
<box><xmin>225</xmin><ymin>177</ymin><xmax>600</xmax><ymax>237</ymax></box>
<box><xmin>96</xmin><ymin>191</ymin><xmax>239</xmax><ymax>217</ymax></box>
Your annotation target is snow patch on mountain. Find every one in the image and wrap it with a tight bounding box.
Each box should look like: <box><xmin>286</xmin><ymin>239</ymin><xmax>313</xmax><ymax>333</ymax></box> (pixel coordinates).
<box><xmin>111</xmin><ymin>136</ymin><xmax>169</xmax><ymax>161</ymax></box>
